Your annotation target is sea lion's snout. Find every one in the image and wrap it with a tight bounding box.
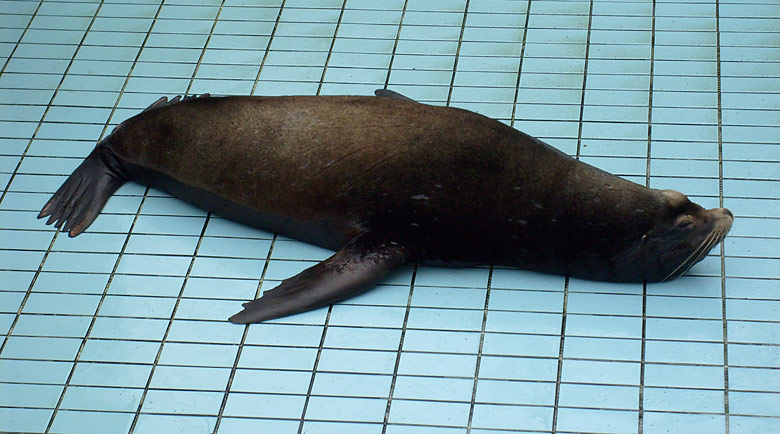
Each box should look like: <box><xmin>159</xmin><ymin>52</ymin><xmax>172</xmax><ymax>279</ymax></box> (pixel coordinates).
<box><xmin>714</xmin><ymin>207</ymin><xmax>733</xmax><ymax>220</ymax></box>
<box><xmin>658</xmin><ymin>206</ymin><xmax>734</xmax><ymax>282</ymax></box>
<box><xmin>706</xmin><ymin>207</ymin><xmax>734</xmax><ymax>237</ymax></box>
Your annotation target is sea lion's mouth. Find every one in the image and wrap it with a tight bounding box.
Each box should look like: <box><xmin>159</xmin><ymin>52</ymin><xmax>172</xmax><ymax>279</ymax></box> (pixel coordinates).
<box><xmin>661</xmin><ymin>214</ymin><xmax>733</xmax><ymax>282</ymax></box>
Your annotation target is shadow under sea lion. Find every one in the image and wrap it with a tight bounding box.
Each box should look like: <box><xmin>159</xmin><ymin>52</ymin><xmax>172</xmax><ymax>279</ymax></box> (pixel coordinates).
<box><xmin>39</xmin><ymin>90</ymin><xmax>734</xmax><ymax>323</ymax></box>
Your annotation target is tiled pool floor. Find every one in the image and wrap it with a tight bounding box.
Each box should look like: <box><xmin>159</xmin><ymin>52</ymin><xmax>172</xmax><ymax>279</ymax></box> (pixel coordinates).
<box><xmin>1</xmin><ymin>0</ymin><xmax>779</xmax><ymax>433</ymax></box>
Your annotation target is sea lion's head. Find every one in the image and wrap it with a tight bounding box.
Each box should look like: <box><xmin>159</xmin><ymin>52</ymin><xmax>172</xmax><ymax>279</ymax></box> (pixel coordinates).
<box><xmin>614</xmin><ymin>189</ymin><xmax>734</xmax><ymax>282</ymax></box>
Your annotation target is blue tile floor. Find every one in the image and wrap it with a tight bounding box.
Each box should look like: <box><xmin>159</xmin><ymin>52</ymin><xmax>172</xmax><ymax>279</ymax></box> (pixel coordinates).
<box><xmin>1</xmin><ymin>0</ymin><xmax>779</xmax><ymax>433</ymax></box>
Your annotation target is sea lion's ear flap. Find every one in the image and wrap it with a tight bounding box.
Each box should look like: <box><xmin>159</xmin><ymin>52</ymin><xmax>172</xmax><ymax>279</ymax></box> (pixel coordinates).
<box><xmin>228</xmin><ymin>234</ymin><xmax>409</xmax><ymax>324</ymax></box>
<box><xmin>375</xmin><ymin>89</ymin><xmax>418</xmax><ymax>102</ymax></box>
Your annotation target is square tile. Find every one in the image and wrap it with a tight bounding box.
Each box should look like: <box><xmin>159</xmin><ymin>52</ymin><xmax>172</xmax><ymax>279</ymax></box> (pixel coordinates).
<box><xmin>556</xmin><ymin>408</ymin><xmax>638</xmax><ymax>434</ymax></box>
<box><xmin>558</xmin><ymin>383</ymin><xmax>638</xmax><ymax>410</ymax></box>
<box><xmin>0</xmin><ymin>382</ymin><xmax>63</xmax><ymax>408</ymax></box>
<box><xmin>306</xmin><ymin>396</ymin><xmax>388</xmax><ymax>423</ymax></box>
<box><xmin>0</xmin><ymin>408</ymin><xmax>54</xmax><ymax>434</ymax></box>
<box><xmin>643</xmin><ymin>412</ymin><xmax>725</xmax><ymax>434</ymax></box>
<box><xmin>60</xmin><ymin>385</ymin><xmax>143</xmax><ymax>412</ymax></box>
<box><xmin>134</xmin><ymin>414</ymin><xmax>217</xmax><ymax>434</ymax></box>
<box><xmin>142</xmin><ymin>389</ymin><xmax>224</xmax><ymax>415</ymax></box>
<box><xmin>476</xmin><ymin>379</ymin><xmax>555</xmax><ymax>406</ymax></box>
<box><xmin>231</xmin><ymin>369</ymin><xmax>312</xmax><ymax>394</ymax></box>
<box><xmin>49</xmin><ymin>410</ymin><xmax>135</xmax><ymax>434</ymax></box>
<box><xmin>644</xmin><ymin>387</ymin><xmax>724</xmax><ymax>413</ymax></box>
<box><xmin>222</xmin><ymin>392</ymin><xmax>305</xmax><ymax>418</ymax></box>
<box><xmin>311</xmin><ymin>372</ymin><xmax>392</xmax><ymax>398</ymax></box>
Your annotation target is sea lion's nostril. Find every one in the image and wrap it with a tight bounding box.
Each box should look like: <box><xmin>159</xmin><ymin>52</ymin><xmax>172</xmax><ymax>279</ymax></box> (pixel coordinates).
<box><xmin>721</xmin><ymin>208</ymin><xmax>734</xmax><ymax>219</ymax></box>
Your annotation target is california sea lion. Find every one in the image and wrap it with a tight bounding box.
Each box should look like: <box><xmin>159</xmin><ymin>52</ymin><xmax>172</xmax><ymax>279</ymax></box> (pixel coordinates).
<box><xmin>39</xmin><ymin>90</ymin><xmax>734</xmax><ymax>323</ymax></box>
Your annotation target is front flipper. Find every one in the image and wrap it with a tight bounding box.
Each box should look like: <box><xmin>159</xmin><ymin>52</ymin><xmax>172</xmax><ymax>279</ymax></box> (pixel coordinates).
<box><xmin>229</xmin><ymin>234</ymin><xmax>409</xmax><ymax>324</ymax></box>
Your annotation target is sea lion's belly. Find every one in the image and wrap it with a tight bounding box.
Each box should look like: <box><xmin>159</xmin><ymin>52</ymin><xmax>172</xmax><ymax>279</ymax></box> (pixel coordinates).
<box><xmin>119</xmin><ymin>157</ymin><xmax>357</xmax><ymax>251</ymax></box>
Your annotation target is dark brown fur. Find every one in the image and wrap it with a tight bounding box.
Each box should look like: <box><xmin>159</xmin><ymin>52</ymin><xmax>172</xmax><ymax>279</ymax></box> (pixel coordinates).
<box><xmin>39</xmin><ymin>93</ymin><xmax>733</xmax><ymax>323</ymax></box>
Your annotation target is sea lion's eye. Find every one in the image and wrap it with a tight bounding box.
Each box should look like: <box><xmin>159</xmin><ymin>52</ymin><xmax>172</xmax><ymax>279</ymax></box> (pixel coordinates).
<box><xmin>678</xmin><ymin>219</ymin><xmax>694</xmax><ymax>230</ymax></box>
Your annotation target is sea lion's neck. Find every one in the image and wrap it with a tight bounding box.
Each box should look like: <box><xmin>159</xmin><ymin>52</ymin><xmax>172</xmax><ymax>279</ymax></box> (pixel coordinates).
<box><xmin>564</xmin><ymin>160</ymin><xmax>665</xmax><ymax>245</ymax></box>
<box><xmin>497</xmin><ymin>142</ymin><xmax>666</xmax><ymax>278</ymax></box>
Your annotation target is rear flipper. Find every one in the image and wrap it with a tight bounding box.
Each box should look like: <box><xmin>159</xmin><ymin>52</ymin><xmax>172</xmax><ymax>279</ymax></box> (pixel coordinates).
<box><xmin>229</xmin><ymin>234</ymin><xmax>409</xmax><ymax>324</ymax></box>
<box><xmin>38</xmin><ymin>150</ymin><xmax>126</xmax><ymax>237</ymax></box>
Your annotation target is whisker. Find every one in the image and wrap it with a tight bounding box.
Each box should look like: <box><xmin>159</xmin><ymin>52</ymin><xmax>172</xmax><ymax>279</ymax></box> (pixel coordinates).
<box><xmin>662</xmin><ymin>230</ymin><xmax>718</xmax><ymax>282</ymax></box>
<box><xmin>677</xmin><ymin>231</ymin><xmax>722</xmax><ymax>278</ymax></box>
<box><xmin>679</xmin><ymin>228</ymin><xmax>728</xmax><ymax>279</ymax></box>
<box><xmin>662</xmin><ymin>233</ymin><xmax>712</xmax><ymax>281</ymax></box>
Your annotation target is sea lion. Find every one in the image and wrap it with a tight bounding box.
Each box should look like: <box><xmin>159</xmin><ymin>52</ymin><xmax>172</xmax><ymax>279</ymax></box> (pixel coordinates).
<box><xmin>39</xmin><ymin>90</ymin><xmax>734</xmax><ymax>324</ymax></box>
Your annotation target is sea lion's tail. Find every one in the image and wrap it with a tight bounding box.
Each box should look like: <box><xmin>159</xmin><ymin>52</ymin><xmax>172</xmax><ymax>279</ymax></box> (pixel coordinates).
<box><xmin>38</xmin><ymin>150</ymin><xmax>126</xmax><ymax>237</ymax></box>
